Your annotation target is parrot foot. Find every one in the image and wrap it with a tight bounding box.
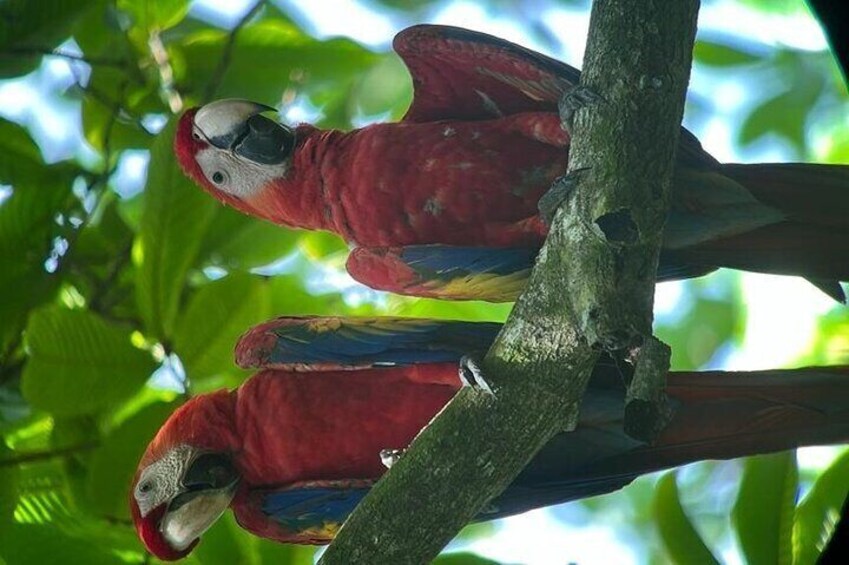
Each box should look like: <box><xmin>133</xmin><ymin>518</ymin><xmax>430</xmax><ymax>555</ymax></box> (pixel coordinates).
<box><xmin>459</xmin><ymin>355</ymin><xmax>496</xmax><ymax>396</ymax></box>
<box><xmin>380</xmin><ymin>448</ymin><xmax>406</xmax><ymax>469</ymax></box>
<box><xmin>539</xmin><ymin>168</ymin><xmax>589</xmax><ymax>226</ymax></box>
<box><xmin>559</xmin><ymin>85</ymin><xmax>603</xmax><ymax>134</ymax></box>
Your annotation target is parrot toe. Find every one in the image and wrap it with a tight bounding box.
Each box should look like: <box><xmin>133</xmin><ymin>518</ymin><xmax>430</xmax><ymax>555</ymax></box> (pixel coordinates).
<box><xmin>558</xmin><ymin>84</ymin><xmax>603</xmax><ymax>134</ymax></box>
<box><xmin>459</xmin><ymin>355</ymin><xmax>496</xmax><ymax>395</ymax></box>
<box><xmin>380</xmin><ymin>448</ymin><xmax>406</xmax><ymax>469</ymax></box>
<box><xmin>538</xmin><ymin>168</ymin><xmax>588</xmax><ymax>225</ymax></box>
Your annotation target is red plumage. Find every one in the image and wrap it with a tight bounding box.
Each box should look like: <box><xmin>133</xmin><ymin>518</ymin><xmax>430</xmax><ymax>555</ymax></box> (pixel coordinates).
<box><xmin>131</xmin><ymin>366</ymin><xmax>456</xmax><ymax>555</ymax></box>
<box><xmin>178</xmin><ymin>112</ymin><xmax>564</xmax><ymax>247</ymax></box>
<box><xmin>174</xmin><ymin>25</ymin><xmax>849</xmax><ymax>298</ymax></box>
<box><xmin>133</xmin><ymin>360</ymin><xmax>849</xmax><ymax>558</ymax></box>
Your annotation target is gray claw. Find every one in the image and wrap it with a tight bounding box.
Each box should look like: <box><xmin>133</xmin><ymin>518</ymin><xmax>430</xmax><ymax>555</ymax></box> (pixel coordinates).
<box><xmin>559</xmin><ymin>85</ymin><xmax>603</xmax><ymax>134</ymax></box>
<box><xmin>459</xmin><ymin>355</ymin><xmax>496</xmax><ymax>396</ymax></box>
<box><xmin>538</xmin><ymin>167</ymin><xmax>590</xmax><ymax>225</ymax></box>
<box><xmin>380</xmin><ymin>448</ymin><xmax>406</xmax><ymax>469</ymax></box>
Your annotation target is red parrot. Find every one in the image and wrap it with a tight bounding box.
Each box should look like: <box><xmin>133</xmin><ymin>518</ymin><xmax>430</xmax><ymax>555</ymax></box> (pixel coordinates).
<box><xmin>174</xmin><ymin>25</ymin><xmax>849</xmax><ymax>302</ymax></box>
<box><xmin>131</xmin><ymin>316</ymin><xmax>849</xmax><ymax>560</ymax></box>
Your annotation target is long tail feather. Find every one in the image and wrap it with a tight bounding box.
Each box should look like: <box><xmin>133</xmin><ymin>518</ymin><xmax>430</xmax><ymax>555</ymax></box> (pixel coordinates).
<box><xmin>672</xmin><ymin>163</ymin><xmax>849</xmax><ymax>284</ymax></box>
<box><xmin>721</xmin><ymin>163</ymin><xmax>849</xmax><ymax>227</ymax></box>
<box><xmin>491</xmin><ymin>366</ymin><xmax>849</xmax><ymax>518</ymax></box>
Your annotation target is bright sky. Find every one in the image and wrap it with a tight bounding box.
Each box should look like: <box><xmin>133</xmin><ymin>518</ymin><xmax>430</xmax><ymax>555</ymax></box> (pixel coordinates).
<box><xmin>4</xmin><ymin>0</ymin><xmax>844</xmax><ymax>562</ymax></box>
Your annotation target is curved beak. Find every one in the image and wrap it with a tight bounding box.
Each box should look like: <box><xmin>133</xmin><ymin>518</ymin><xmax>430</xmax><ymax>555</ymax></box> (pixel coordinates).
<box><xmin>194</xmin><ymin>99</ymin><xmax>296</xmax><ymax>165</ymax></box>
<box><xmin>161</xmin><ymin>452</ymin><xmax>240</xmax><ymax>551</ymax></box>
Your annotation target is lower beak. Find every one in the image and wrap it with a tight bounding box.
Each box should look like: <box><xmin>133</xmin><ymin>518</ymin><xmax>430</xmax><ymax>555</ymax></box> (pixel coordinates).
<box><xmin>161</xmin><ymin>486</ymin><xmax>237</xmax><ymax>551</ymax></box>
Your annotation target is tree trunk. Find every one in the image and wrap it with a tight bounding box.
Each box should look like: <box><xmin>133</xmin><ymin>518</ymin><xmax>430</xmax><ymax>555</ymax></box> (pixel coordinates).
<box><xmin>319</xmin><ymin>1</ymin><xmax>701</xmax><ymax>562</ymax></box>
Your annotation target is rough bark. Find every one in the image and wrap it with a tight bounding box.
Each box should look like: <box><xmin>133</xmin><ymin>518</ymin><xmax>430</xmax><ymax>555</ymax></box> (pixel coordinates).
<box><xmin>318</xmin><ymin>1</ymin><xmax>700</xmax><ymax>563</ymax></box>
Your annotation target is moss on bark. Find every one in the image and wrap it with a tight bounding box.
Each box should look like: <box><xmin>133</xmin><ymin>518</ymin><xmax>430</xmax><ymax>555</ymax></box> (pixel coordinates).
<box><xmin>319</xmin><ymin>2</ymin><xmax>701</xmax><ymax>563</ymax></box>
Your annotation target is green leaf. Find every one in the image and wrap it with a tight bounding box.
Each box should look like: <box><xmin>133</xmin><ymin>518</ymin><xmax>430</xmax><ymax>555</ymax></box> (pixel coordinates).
<box><xmin>656</xmin><ymin>274</ymin><xmax>741</xmax><ymax>370</ymax></box>
<box><xmin>456</xmin><ymin>521</ymin><xmax>496</xmax><ymax>542</ymax></box>
<box><xmin>0</xmin><ymin>385</ymin><xmax>30</xmax><ymax>430</ymax></box>
<box><xmin>739</xmin><ymin>0</ymin><xmax>807</xmax><ymax>15</ymax></box>
<box><xmin>298</xmin><ymin>231</ymin><xmax>347</xmax><ymax>261</ymax></box>
<box><xmin>75</xmin><ymin>2</ymin><xmax>162</xmax><ymax>152</ymax></box>
<box><xmin>117</xmin><ymin>0</ymin><xmax>189</xmax><ymax>31</ymax></box>
<box><xmin>68</xmin><ymin>197</ymin><xmax>139</xmax><ymax>325</ymax></box>
<box><xmin>732</xmin><ymin>452</ymin><xmax>798</xmax><ymax>565</ymax></box>
<box><xmin>80</xmin><ymin>76</ymin><xmax>158</xmax><ymax>153</ymax></box>
<box><xmin>85</xmin><ymin>401</ymin><xmax>173</xmax><ymax>519</ymax></box>
<box><xmin>387</xmin><ymin>295</ymin><xmax>512</xmax><ymax>323</ymax></box>
<box><xmin>432</xmin><ymin>552</ymin><xmax>500</xmax><ymax>565</ymax></box>
<box><xmin>0</xmin><ymin>119</ymin><xmax>77</xmax><ymax>194</ymax></box>
<box><xmin>0</xmin><ymin>119</ymin><xmax>44</xmax><ymax>174</ymax></box>
<box><xmin>174</xmin><ymin>19</ymin><xmax>379</xmax><ymax>104</ymax></box>
<box><xmin>72</xmin><ymin>195</ymin><xmax>134</xmax><ymax>266</ymax></box>
<box><xmin>694</xmin><ymin>40</ymin><xmax>761</xmax><ymax>67</ymax></box>
<box><xmin>255</xmin><ymin>537</ymin><xmax>316</xmax><ymax>565</ymax></box>
<box><xmin>265</xmin><ymin>274</ymin><xmax>377</xmax><ymax>319</ymax></box>
<box><xmin>653</xmin><ymin>472</ymin><xmax>719</xmax><ymax>565</ymax></box>
<box><xmin>193</xmin><ymin>513</ymin><xmax>247</xmax><ymax>565</ymax></box>
<box><xmin>354</xmin><ymin>54</ymin><xmax>413</xmax><ymax>118</ymax></box>
<box><xmin>21</xmin><ymin>306</ymin><xmax>156</xmax><ymax>416</ymax></box>
<box><xmin>199</xmin><ymin>206</ymin><xmax>299</xmax><ymax>270</ymax></box>
<box><xmin>0</xmin><ymin>124</ymin><xmax>76</xmax><ymax>351</ymax></box>
<box><xmin>0</xmin><ymin>444</ymin><xmax>19</xmax><ymax>526</ymax></box>
<box><xmin>0</xmin><ymin>523</ymin><xmax>117</xmax><ymax>565</ymax></box>
<box><xmin>135</xmin><ymin>119</ymin><xmax>217</xmax><ymax>340</ymax></box>
<box><xmin>740</xmin><ymin>91</ymin><xmax>809</xmax><ymax>150</ymax></box>
<box><xmin>0</xmin><ymin>0</ymin><xmax>97</xmax><ymax>78</ymax></box>
<box><xmin>794</xmin><ymin>450</ymin><xmax>849</xmax><ymax>564</ymax></box>
<box><xmin>739</xmin><ymin>50</ymin><xmax>825</xmax><ymax>152</ymax></box>
<box><xmin>173</xmin><ymin>273</ymin><xmax>270</xmax><ymax>381</ymax></box>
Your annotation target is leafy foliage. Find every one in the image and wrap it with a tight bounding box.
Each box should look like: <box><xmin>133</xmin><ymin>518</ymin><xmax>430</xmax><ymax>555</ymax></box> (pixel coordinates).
<box><xmin>653</xmin><ymin>472</ymin><xmax>720</xmax><ymax>564</ymax></box>
<box><xmin>22</xmin><ymin>306</ymin><xmax>157</xmax><ymax>415</ymax></box>
<box><xmin>733</xmin><ymin>452</ymin><xmax>798</xmax><ymax>565</ymax></box>
<box><xmin>0</xmin><ymin>0</ymin><xmax>846</xmax><ymax>564</ymax></box>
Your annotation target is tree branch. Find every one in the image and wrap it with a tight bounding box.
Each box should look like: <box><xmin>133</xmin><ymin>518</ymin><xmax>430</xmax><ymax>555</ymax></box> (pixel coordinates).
<box><xmin>148</xmin><ymin>31</ymin><xmax>183</xmax><ymax>113</ymax></box>
<box><xmin>7</xmin><ymin>47</ymin><xmax>129</xmax><ymax>69</ymax></box>
<box><xmin>0</xmin><ymin>442</ymin><xmax>99</xmax><ymax>468</ymax></box>
<box><xmin>319</xmin><ymin>2</ymin><xmax>700</xmax><ymax>562</ymax></box>
<box><xmin>203</xmin><ymin>0</ymin><xmax>266</xmax><ymax>103</ymax></box>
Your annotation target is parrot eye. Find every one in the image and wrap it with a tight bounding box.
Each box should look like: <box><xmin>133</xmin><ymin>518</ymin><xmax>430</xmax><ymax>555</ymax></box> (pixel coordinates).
<box><xmin>138</xmin><ymin>480</ymin><xmax>153</xmax><ymax>495</ymax></box>
<box><xmin>192</xmin><ymin>132</ymin><xmax>201</xmax><ymax>141</ymax></box>
<box><xmin>211</xmin><ymin>171</ymin><xmax>227</xmax><ymax>185</ymax></box>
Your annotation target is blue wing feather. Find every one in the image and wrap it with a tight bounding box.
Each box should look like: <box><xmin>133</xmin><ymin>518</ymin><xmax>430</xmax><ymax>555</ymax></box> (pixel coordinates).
<box><xmin>262</xmin><ymin>485</ymin><xmax>370</xmax><ymax>537</ymax></box>
<box><xmin>345</xmin><ymin>244</ymin><xmax>716</xmax><ymax>303</ymax></box>
<box><xmin>346</xmin><ymin>245</ymin><xmax>535</xmax><ymax>302</ymax></box>
<box><xmin>236</xmin><ymin>316</ymin><xmax>501</xmax><ymax>370</ymax></box>
<box><xmin>398</xmin><ymin>245</ymin><xmax>536</xmax><ymax>276</ymax></box>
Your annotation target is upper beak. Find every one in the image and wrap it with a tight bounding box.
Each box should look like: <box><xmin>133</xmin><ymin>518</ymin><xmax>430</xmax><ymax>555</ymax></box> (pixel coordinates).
<box><xmin>161</xmin><ymin>452</ymin><xmax>240</xmax><ymax>551</ymax></box>
<box><xmin>194</xmin><ymin>99</ymin><xmax>296</xmax><ymax>165</ymax></box>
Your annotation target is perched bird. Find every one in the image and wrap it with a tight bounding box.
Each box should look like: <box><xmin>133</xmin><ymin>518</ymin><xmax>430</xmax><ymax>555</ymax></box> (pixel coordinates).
<box><xmin>174</xmin><ymin>24</ymin><xmax>849</xmax><ymax>302</ymax></box>
<box><xmin>131</xmin><ymin>316</ymin><xmax>849</xmax><ymax>560</ymax></box>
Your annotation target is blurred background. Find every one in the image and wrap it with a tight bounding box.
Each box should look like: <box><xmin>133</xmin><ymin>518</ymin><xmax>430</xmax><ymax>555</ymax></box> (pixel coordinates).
<box><xmin>1</xmin><ymin>0</ymin><xmax>847</xmax><ymax>563</ymax></box>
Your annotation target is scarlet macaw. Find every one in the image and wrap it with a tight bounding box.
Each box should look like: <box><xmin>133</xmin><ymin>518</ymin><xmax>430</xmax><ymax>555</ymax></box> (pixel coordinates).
<box><xmin>174</xmin><ymin>25</ymin><xmax>849</xmax><ymax>302</ymax></box>
<box><xmin>131</xmin><ymin>316</ymin><xmax>849</xmax><ymax>560</ymax></box>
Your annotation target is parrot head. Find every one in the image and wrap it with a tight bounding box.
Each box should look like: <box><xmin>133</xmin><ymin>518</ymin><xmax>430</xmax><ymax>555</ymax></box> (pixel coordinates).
<box><xmin>131</xmin><ymin>444</ymin><xmax>240</xmax><ymax>561</ymax></box>
<box><xmin>174</xmin><ymin>99</ymin><xmax>296</xmax><ymax>213</ymax></box>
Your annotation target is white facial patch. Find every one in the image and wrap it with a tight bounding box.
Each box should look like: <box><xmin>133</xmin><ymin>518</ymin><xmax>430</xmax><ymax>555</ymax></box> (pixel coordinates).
<box><xmin>195</xmin><ymin>145</ymin><xmax>291</xmax><ymax>200</ymax></box>
<box><xmin>135</xmin><ymin>445</ymin><xmax>193</xmax><ymax>518</ymax></box>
